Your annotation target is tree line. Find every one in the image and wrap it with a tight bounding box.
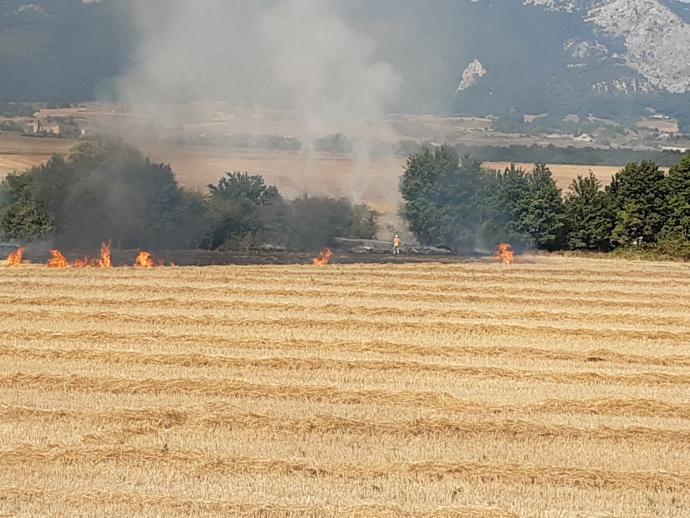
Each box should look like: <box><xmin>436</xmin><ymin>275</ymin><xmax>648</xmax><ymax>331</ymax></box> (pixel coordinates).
<box><xmin>0</xmin><ymin>138</ymin><xmax>377</xmax><ymax>250</ymax></box>
<box><xmin>401</xmin><ymin>145</ymin><xmax>690</xmax><ymax>259</ymax></box>
<box><xmin>2</xmin><ymin>137</ymin><xmax>689</xmax><ymax>259</ymax></box>
<box><xmin>398</xmin><ymin>141</ymin><xmax>685</xmax><ymax>168</ymax></box>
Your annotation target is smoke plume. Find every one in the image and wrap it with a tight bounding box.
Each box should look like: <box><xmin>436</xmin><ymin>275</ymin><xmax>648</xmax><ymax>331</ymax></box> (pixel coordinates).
<box><xmin>110</xmin><ymin>0</ymin><xmax>401</xmax><ymax>204</ymax></box>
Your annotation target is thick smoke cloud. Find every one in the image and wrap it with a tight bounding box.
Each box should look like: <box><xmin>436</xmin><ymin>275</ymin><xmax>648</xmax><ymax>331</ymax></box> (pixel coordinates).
<box><xmin>113</xmin><ymin>0</ymin><xmax>401</xmax><ymax>201</ymax></box>
<box><xmin>261</xmin><ymin>0</ymin><xmax>399</xmax><ymax>139</ymax></box>
<box><xmin>116</xmin><ymin>1</ymin><xmax>399</xmax><ymax>135</ymax></box>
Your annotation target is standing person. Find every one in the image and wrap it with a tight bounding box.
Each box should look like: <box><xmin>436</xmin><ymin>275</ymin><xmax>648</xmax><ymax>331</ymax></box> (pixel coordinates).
<box><xmin>393</xmin><ymin>234</ymin><xmax>402</xmax><ymax>255</ymax></box>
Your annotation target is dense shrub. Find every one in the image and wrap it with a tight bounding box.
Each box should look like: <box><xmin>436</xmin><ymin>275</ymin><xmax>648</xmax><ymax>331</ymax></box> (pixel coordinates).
<box><xmin>206</xmin><ymin>172</ymin><xmax>285</xmax><ymax>250</ymax></box>
<box><xmin>609</xmin><ymin>161</ymin><xmax>668</xmax><ymax>246</ymax></box>
<box><xmin>400</xmin><ymin>145</ymin><xmax>689</xmax><ymax>258</ymax></box>
<box><xmin>0</xmin><ymin>138</ymin><xmax>209</xmax><ymax>248</ymax></box>
<box><xmin>564</xmin><ymin>173</ymin><xmax>615</xmax><ymax>251</ymax></box>
<box><xmin>285</xmin><ymin>196</ymin><xmax>377</xmax><ymax>250</ymax></box>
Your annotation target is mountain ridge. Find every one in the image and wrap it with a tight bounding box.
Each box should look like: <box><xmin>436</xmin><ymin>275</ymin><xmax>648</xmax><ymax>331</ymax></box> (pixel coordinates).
<box><xmin>1</xmin><ymin>0</ymin><xmax>689</xmax><ymax>131</ymax></box>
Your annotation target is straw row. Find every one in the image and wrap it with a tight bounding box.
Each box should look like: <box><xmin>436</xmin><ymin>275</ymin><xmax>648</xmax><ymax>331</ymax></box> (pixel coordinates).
<box><xmin>1</xmin><ymin>446</ymin><xmax>688</xmax><ymax>491</ymax></box>
<box><xmin>6</xmin><ymin>329</ymin><xmax>688</xmax><ymax>368</ymax></box>
<box><xmin>2</xmin><ymin>373</ymin><xmax>689</xmax><ymax>419</ymax></box>
<box><xmin>2</xmin><ymin>308</ymin><xmax>688</xmax><ymax>343</ymax></box>
<box><xmin>2</xmin><ymin>295</ymin><xmax>688</xmax><ymax>328</ymax></box>
<box><xmin>0</xmin><ymin>487</ymin><xmax>513</xmax><ymax>517</ymax></box>
<box><xmin>2</xmin><ymin>404</ymin><xmax>688</xmax><ymax>444</ymax></box>
<box><xmin>2</xmin><ymin>345</ymin><xmax>689</xmax><ymax>386</ymax></box>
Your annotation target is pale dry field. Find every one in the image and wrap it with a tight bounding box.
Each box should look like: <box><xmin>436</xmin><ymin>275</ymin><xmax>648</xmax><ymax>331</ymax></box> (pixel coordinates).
<box><xmin>483</xmin><ymin>162</ymin><xmax>625</xmax><ymax>189</ymax></box>
<box><xmin>0</xmin><ymin>137</ymin><xmax>623</xmax><ymax>195</ymax></box>
<box><xmin>0</xmin><ymin>135</ymin><xmax>73</xmax><ymax>177</ymax></box>
<box><xmin>0</xmin><ymin>256</ymin><xmax>689</xmax><ymax>516</ymax></box>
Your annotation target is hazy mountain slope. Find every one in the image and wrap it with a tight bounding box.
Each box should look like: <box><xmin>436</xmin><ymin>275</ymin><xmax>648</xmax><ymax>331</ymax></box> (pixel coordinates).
<box><xmin>0</xmin><ymin>0</ymin><xmax>133</xmax><ymax>103</ymax></box>
<box><xmin>1</xmin><ymin>0</ymin><xmax>689</xmax><ymax>130</ymax></box>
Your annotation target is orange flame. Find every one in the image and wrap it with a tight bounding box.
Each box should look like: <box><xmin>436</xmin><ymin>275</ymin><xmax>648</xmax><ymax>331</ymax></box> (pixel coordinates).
<box><xmin>72</xmin><ymin>257</ymin><xmax>93</xmax><ymax>268</ymax></box>
<box><xmin>313</xmin><ymin>248</ymin><xmax>334</xmax><ymax>266</ymax></box>
<box><xmin>135</xmin><ymin>251</ymin><xmax>155</xmax><ymax>268</ymax></box>
<box><xmin>99</xmin><ymin>241</ymin><xmax>112</xmax><ymax>268</ymax></box>
<box><xmin>494</xmin><ymin>243</ymin><xmax>516</xmax><ymax>265</ymax></box>
<box><xmin>48</xmin><ymin>250</ymin><xmax>69</xmax><ymax>268</ymax></box>
<box><xmin>6</xmin><ymin>248</ymin><xmax>25</xmax><ymax>266</ymax></box>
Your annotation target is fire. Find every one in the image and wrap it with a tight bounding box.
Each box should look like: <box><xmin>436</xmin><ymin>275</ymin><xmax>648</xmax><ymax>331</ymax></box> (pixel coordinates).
<box><xmin>494</xmin><ymin>243</ymin><xmax>516</xmax><ymax>265</ymax></box>
<box><xmin>48</xmin><ymin>250</ymin><xmax>69</xmax><ymax>269</ymax></box>
<box><xmin>313</xmin><ymin>248</ymin><xmax>334</xmax><ymax>266</ymax></box>
<box><xmin>72</xmin><ymin>257</ymin><xmax>93</xmax><ymax>268</ymax></box>
<box><xmin>135</xmin><ymin>251</ymin><xmax>156</xmax><ymax>268</ymax></box>
<box><xmin>99</xmin><ymin>241</ymin><xmax>112</xmax><ymax>268</ymax></box>
<box><xmin>5</xmin><ymin>248</ymin><xmax>25</xmax><ymax>266</ymax></box>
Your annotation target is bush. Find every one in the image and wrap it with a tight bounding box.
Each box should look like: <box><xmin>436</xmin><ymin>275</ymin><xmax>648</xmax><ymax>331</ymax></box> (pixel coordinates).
<box><xmin>400</xmin><ymin>145</ymin><xmax>488</xmax><ymax>251</ymax></box>
<box><xmin>206</xmin><ymin>172</ymin><xmax>285</xmax><ymax>250</ymax></box>
<box><xmin>564</xmin><ymin>173</ymin><xmax>615</xmax><ymax>251</ymax></box>
<box><xmin>314</xmin><ymin>133</ymin><xmax>353</xmax><ymax>154</ymax></box>
<box><xmin>0</xmin><ymin>137</ymin><xmax>210</xmax><ymax>248</ymax></box>
<box><xmin>609</xmin><ymin>161</ymin><xmax>668</xmax><ymax>246</ymax></box>
<box><xmin>0</xmin><ymin>200</ymin><xmax>54</xmax><ymax>240</ymax></box>
<box><xmin>0</xmin><ymin>120</ymin><xmax>25</xmax><ymax>133</ymax></box>
<box><xmin>654</xmin><ymin>236</ymin><xmax>690</xmax><ymax>260</ymax></box>
<box><xmin>613</xmin><ymin>237</ymin><xmax>690</xmax><ymax>262</ymax></box>
<box><xmin>349</xmin><ymin>203</ymin><xmax>379</xmax><ymax>240</ymax></box>
<box><xmin>286</xmin><ymin>196</ymin><xmax>377</xmax><ymax>250</ymax></box>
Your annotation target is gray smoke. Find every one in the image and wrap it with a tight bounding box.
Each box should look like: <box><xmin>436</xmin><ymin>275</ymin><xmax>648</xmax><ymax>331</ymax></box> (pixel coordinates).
<box><xmin>111</xmin><ymin>0</ymin><xmax>401</xmax><ymax>203</ymax></box>
<box><xmin>120</xmin><ymin>1</ymin><xmax>400</xmax><ymax>120</ymax></box>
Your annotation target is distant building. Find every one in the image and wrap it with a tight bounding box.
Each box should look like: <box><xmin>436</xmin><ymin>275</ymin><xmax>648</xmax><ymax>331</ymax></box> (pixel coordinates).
<box><xmin>574</xmin><ymin>133</ymin><xmax>594</xmax><ymax>143</ymax></box>
<box><xmin>661</xmin><ymin>146</ymin><xmax>689</xmax><ymax>153</ymax></box>
<box><xmin>27</xmin><ymin>119</ymin><xmax>61</xmax><ymax>137</ymax></box>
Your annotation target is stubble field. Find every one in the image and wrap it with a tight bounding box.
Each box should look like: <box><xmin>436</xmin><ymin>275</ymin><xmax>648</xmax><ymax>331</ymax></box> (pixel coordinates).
<box><xmin>0</xmin><ymin>256</ymin><xmax>689</xmax><ymax>516</ymax></box>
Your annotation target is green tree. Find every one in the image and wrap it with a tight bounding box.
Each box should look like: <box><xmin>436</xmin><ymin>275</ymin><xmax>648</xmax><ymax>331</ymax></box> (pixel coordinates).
<box><xmin>663</xmin><ymin>155</ymin><xmax>690</xmax><ymax>240</ymax></box>
<box><xmin>564</xmin><ymin>172</ymin><xmax>615</xmax><ymax>251</ymax></box>
<box><xmin>516</xmin><ymin>164</ymin><xmax>568</xmax><ymax>251</ymax></box>
<box><xmin>286</xmin><ymin>196</ymin><xmax>358</xmax><ymax>250</ymax></box>
<box><xmin>480</xmin><ymin>164</ymin><xmax>531</xmax><ymax>248</ymax></box>
<box><xmin>349</xmin><ymin>203</ymin><xmax>379</xmax><ymax>240</ymax></box>
<box><xmin>400</xmin><ymin>145</ymin><xmax>488</xmax><ymax>251</ymax></box>
<box><xmin>0</xmin><ymin>200</ymin><xmax>54</xmax><ymax>240</ymax></box>
<box><xmin>400</xmin><ymin>145</ymin><xmax>461</xmax><ymax>246</ymax></box>
<box><xmin>0</xmin><ymin>138</ymin><xmax>209</xmax><ymax>248</ymax></box>
<box><xmin>206</xmin><ymin>172</ymin><xmax>284</xmax><ymax>249</ymax></box>
<box><xmin>609</xmin><ymin>161</ymin><xmax>668</xmax><ymax>246</ymax></box>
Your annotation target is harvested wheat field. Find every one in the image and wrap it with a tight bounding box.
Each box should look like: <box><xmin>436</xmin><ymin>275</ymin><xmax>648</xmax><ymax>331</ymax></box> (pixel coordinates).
<box><xmin>1</xmin><ymin>256</ymin><xmax>690</xmax><ymax>516</ymax></box>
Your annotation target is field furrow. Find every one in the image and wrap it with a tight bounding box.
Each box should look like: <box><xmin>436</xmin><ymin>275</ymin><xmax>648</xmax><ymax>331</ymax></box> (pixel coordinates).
<box><xmin>1</xmin><ymin>259</ymin><xmax>688</xmax><ymax>515</ymax></box>
<box><xmin>1</xmin><ymin>345</ymin><xmax>689</xmax><ymax>386</ymax></box>
<box><xmin>4</xmin><ymin>328</ymin><xmax>690</xmax><ymax>367</ymax></box>
<box><xmin>3</xmin><ymin>404</ymin><xmax>689</xmax><ymax>444</ymax></box>
<box><xmin>0</xmin><ymin>487</ymin><xmax>516</xmax><ymax>517</ymax></box>
<box><xmin>2</xmin><ymin>445</ymin><xmax>689</xmax><ymax>492</ymax></box>
<box><xmin>3</xmin><ymin>308</ymin><xmax>689</xmax><ymax>344</ymax></box>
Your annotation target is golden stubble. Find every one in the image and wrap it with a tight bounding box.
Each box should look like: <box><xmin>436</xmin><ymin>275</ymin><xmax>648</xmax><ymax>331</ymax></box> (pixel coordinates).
<box><xmin>0</xmin><ymin>257</ymin><xmax>689</xmax><ymax>516</ymax></box>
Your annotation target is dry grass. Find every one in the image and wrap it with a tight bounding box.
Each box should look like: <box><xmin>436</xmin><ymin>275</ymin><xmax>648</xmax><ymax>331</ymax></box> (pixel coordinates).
<box><xmin>0</xmin><ymin>134</ymin><xmax>73</xmax><ymax>177</ymax></box>
<box><xmin>0</xmin><ymin>257</ymin><xmax>689</xmax><ymax>516</ymax></box>
<box><xmin>483</xmin><ymin>162</ymin><xmax>628</xmax><ymax>189</ymax></box>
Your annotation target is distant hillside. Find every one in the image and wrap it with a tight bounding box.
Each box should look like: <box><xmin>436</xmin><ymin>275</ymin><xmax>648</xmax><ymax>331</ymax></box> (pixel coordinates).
<box><xmin>0</xmin><ymin>0</ymin><xmax>132</xmax><ymax>103</ymax></box>
<box><xmin>1</xmin><ymin>0</ymin><xmax>690</xmax><ymax>131</ymax></box>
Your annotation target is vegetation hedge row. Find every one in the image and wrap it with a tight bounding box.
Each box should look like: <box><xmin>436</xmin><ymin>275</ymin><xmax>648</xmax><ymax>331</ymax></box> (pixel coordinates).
<box><xmin>0</xmin><ymin>138</ymin><xmax>377</xmax><ymax>251</ymax></box>
<box><xmin>401</xmin><ymin>145</ymin><xmax>690</xmax><ymax>257</ymax></box>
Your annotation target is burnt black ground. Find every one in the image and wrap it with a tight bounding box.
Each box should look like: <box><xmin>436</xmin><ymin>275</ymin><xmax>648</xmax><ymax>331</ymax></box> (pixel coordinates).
<box><xmin>19</xmin><ymin>249</ymin><xmax>486</xmax><ymax>267</ymax></box>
